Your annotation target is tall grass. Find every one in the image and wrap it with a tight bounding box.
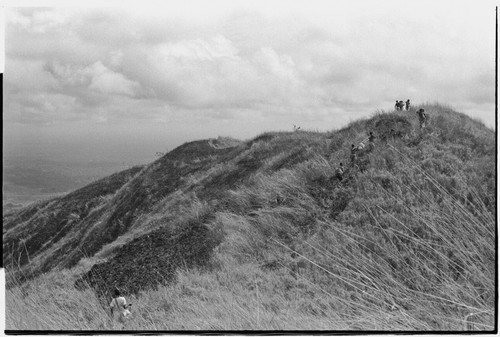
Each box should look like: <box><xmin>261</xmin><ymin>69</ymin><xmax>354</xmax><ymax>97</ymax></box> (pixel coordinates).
<box><xmin>5</xmin><ymin>104</ymin><xmax>495</xmax><ymax>331</ymax></box>
<box><xmin>297</xmin><ymin>145</ymin><xmax>495</xmax><ymax>330</ymax></box>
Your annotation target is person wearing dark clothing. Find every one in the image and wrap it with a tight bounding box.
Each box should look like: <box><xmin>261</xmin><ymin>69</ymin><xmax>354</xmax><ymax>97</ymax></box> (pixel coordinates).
<box><xmin>335</xmin><ymin>162</ymin><xmax>344</xmax><ymax>181</ymax></box>
<box><xmin>368</xmin><ymin>131</ymin><xmax>376</xmax><ymax>143</ymax></box>
<box><xmin>405</xmin><ymin>99</ymin><xmax>411</xmax><ymax>111</ymax></box>
<box><xmin>416</xmin><ymin>108</ymin><xmax>427</xmax><ymax>128</ymax></box>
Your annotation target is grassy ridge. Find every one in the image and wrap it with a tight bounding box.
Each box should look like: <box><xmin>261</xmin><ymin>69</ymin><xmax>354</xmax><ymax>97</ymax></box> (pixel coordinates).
<box><xmin>5</xmin><ymin>104</ymin><xmax>495</xmax><ymax>330</ymax></box>
<box><xmin>3</xmin><ymin>166</ymin><xmax>144</xmax><ymax>283</ymax></box>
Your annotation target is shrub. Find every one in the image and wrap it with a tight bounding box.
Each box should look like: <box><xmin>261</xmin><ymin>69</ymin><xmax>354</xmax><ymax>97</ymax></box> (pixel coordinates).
<box><xmin>75</xmin><ymin>203</ymin><xmax>224</xmax><ymax>297</ymax></box>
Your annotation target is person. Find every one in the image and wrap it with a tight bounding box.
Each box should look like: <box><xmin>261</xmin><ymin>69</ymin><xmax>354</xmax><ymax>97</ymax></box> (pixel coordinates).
<box><xmin>405</xmin><ymin>99</ymin><xmax>410</xmax><ymax>111</ymax></box>
<box><xmin>367</xmin><ymin>131</ymin><xmax>376</xmax><ymax>152</ymax></box>
<box><xmin>416</xmin><ymin>108</ymin><xmax>427</xmax><ymax>128</ymax></box>
<box><xmin>350</xmin><ymin>144</ymin><xmax>358</xmax><ymax>163</ymax></box>
<box><xmin>368</xmin><ymin>131</ymin><xmax>376</xmax><ymax>143</ymax></box>
<box><xmin>395</xmin><ymin>100</ymin><xmax>405</xmax><ymax>111</ymax></box>
<box><xmin>335</xmin><ymin>162</ymin><xmax>344</xmax><ymax>181</ymax></box>
<box><xmin>110</xmin><ymin>288</ymin><xmax>131</xmax><ymax>325</ymax></box>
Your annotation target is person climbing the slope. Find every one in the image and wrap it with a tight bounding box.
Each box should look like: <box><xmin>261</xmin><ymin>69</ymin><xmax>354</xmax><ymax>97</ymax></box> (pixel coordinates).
<box><xmin>416</xmin><ymin>108</ymin><xmax>427</xmax><ymax>128</ymax></box>
<box><xmin>367</xmin><ymin>131</ymin><xmax>376</xmax><ymax>152</ymax></box>
<box><xmin>335</xmin><ymin>162</ymin><xmax>344</xmax><ymax>181</ymax></box>
<box><xmin>110</xmin><ymin>288</ymin><xmax>131</xmax><ymax>326</ymax></box>
<box><xmin>350</xmin><ymin>144</ymin><xmax>358</xmax><ymax>163</ymax></box>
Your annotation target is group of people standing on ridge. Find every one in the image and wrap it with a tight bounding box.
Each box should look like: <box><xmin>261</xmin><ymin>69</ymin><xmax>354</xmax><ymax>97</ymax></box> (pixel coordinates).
<box><xmin>395</xmin><ymin>99</ymin><xmax>411</xmax><ymax>111</ymax></box>
<box><xmin>335</xmin><ymin>100</ymin><xmax>428</xmax><ymax>182</ymax></box>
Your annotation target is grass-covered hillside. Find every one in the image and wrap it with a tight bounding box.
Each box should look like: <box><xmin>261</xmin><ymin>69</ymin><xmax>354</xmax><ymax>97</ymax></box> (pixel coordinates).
<box><xmin>4</xmin><ymin>104</ymin><xmax>496</xmax><ymax>331</ymax></box>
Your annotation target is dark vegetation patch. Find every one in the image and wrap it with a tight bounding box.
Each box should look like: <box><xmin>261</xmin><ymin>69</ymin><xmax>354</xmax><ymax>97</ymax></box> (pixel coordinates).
<box><xmin>199</xmin><ymin>155</ymin><xmax>263</xmax><ymax>200</ymax></box>
<box><xmin>308</xmin><ymin>174</ymin><xmax>340</xmax><ymax>204</ymax></box>
<box><xmin>75</xmin><ymin>214</ymin><xmax>223</xmax><ymax>298</ymax></box>
<box><xmin>407</xmin><ymin>133</ymin><xmax>425</xmax><ymax>147</ymax></box>
<box><xmin>369</xmin><ymin>114</ymin><xmax>412</xmax><ymax>142</ymax></box>
<box><xmin>328</xmin><ymin>188</ymin><xmax>355</xmax><ymax>220</ymax></box>
<box><xmin>307</xmin><ymin>173</ymin><xmax>355</xmax><ymax>220</ymax></box>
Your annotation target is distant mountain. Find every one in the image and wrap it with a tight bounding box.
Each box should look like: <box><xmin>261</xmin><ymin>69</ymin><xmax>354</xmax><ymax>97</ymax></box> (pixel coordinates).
<box><xmin>4</xmin><ymin>105</ymin><xmax>495</xmax><ymax>330</ymax></box>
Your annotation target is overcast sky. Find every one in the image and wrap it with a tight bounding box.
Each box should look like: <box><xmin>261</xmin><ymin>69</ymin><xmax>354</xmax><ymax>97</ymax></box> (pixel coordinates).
<box><xmin>3</xmin><ymin>0</ymin><xmax>497</xmax><ymax>164</ymax></box>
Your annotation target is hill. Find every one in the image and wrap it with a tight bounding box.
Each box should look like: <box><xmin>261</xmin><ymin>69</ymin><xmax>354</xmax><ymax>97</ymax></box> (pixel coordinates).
<box><xmin>3</xmin><ymin>104</ymin><xmax>496</xmax><ymax>331</ymax></box>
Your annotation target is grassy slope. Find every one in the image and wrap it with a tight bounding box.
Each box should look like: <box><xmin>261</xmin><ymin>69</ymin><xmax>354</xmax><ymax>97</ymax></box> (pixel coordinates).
<box><xmin>3</xmin><ymin>138</ymin><xmax>239</xmax><ymax>280</ymax></box>
<box><xmin>3</xmin><ymin>166</ymin><xmax>145</xmax><ymax>281</ymax></box>
<box><xmin>5</xmin><ymin>105</ymin><xmax>495</xmax><ymax>331</ymax></box>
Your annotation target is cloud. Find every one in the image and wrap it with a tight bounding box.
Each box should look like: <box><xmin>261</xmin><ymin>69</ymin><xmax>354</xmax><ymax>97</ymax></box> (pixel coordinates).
<box><xmin>117</xmin><ymin>35</ymin><xmax>311</xmax><ymax>112</ymax></box>
<box><xmin>44</xmin><ymin>60</ymin><xmax>141</xmax><ymax>97</ymax></box>
<box><xmin>4</xmin><ymin>4</ymin><xmax>495</xmax><ymax>129</ymax></box>
<box><xmin>89</xmin><ymin>68</ymin><xmax>139</xmax><ymax>96</ymax></box>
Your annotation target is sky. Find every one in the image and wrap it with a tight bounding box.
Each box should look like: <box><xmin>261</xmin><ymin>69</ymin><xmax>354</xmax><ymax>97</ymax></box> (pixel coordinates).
<box><xmin>2</xmin><ymin>0</ymin><xmax>497</xmax><ymax>164</ymax></box>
